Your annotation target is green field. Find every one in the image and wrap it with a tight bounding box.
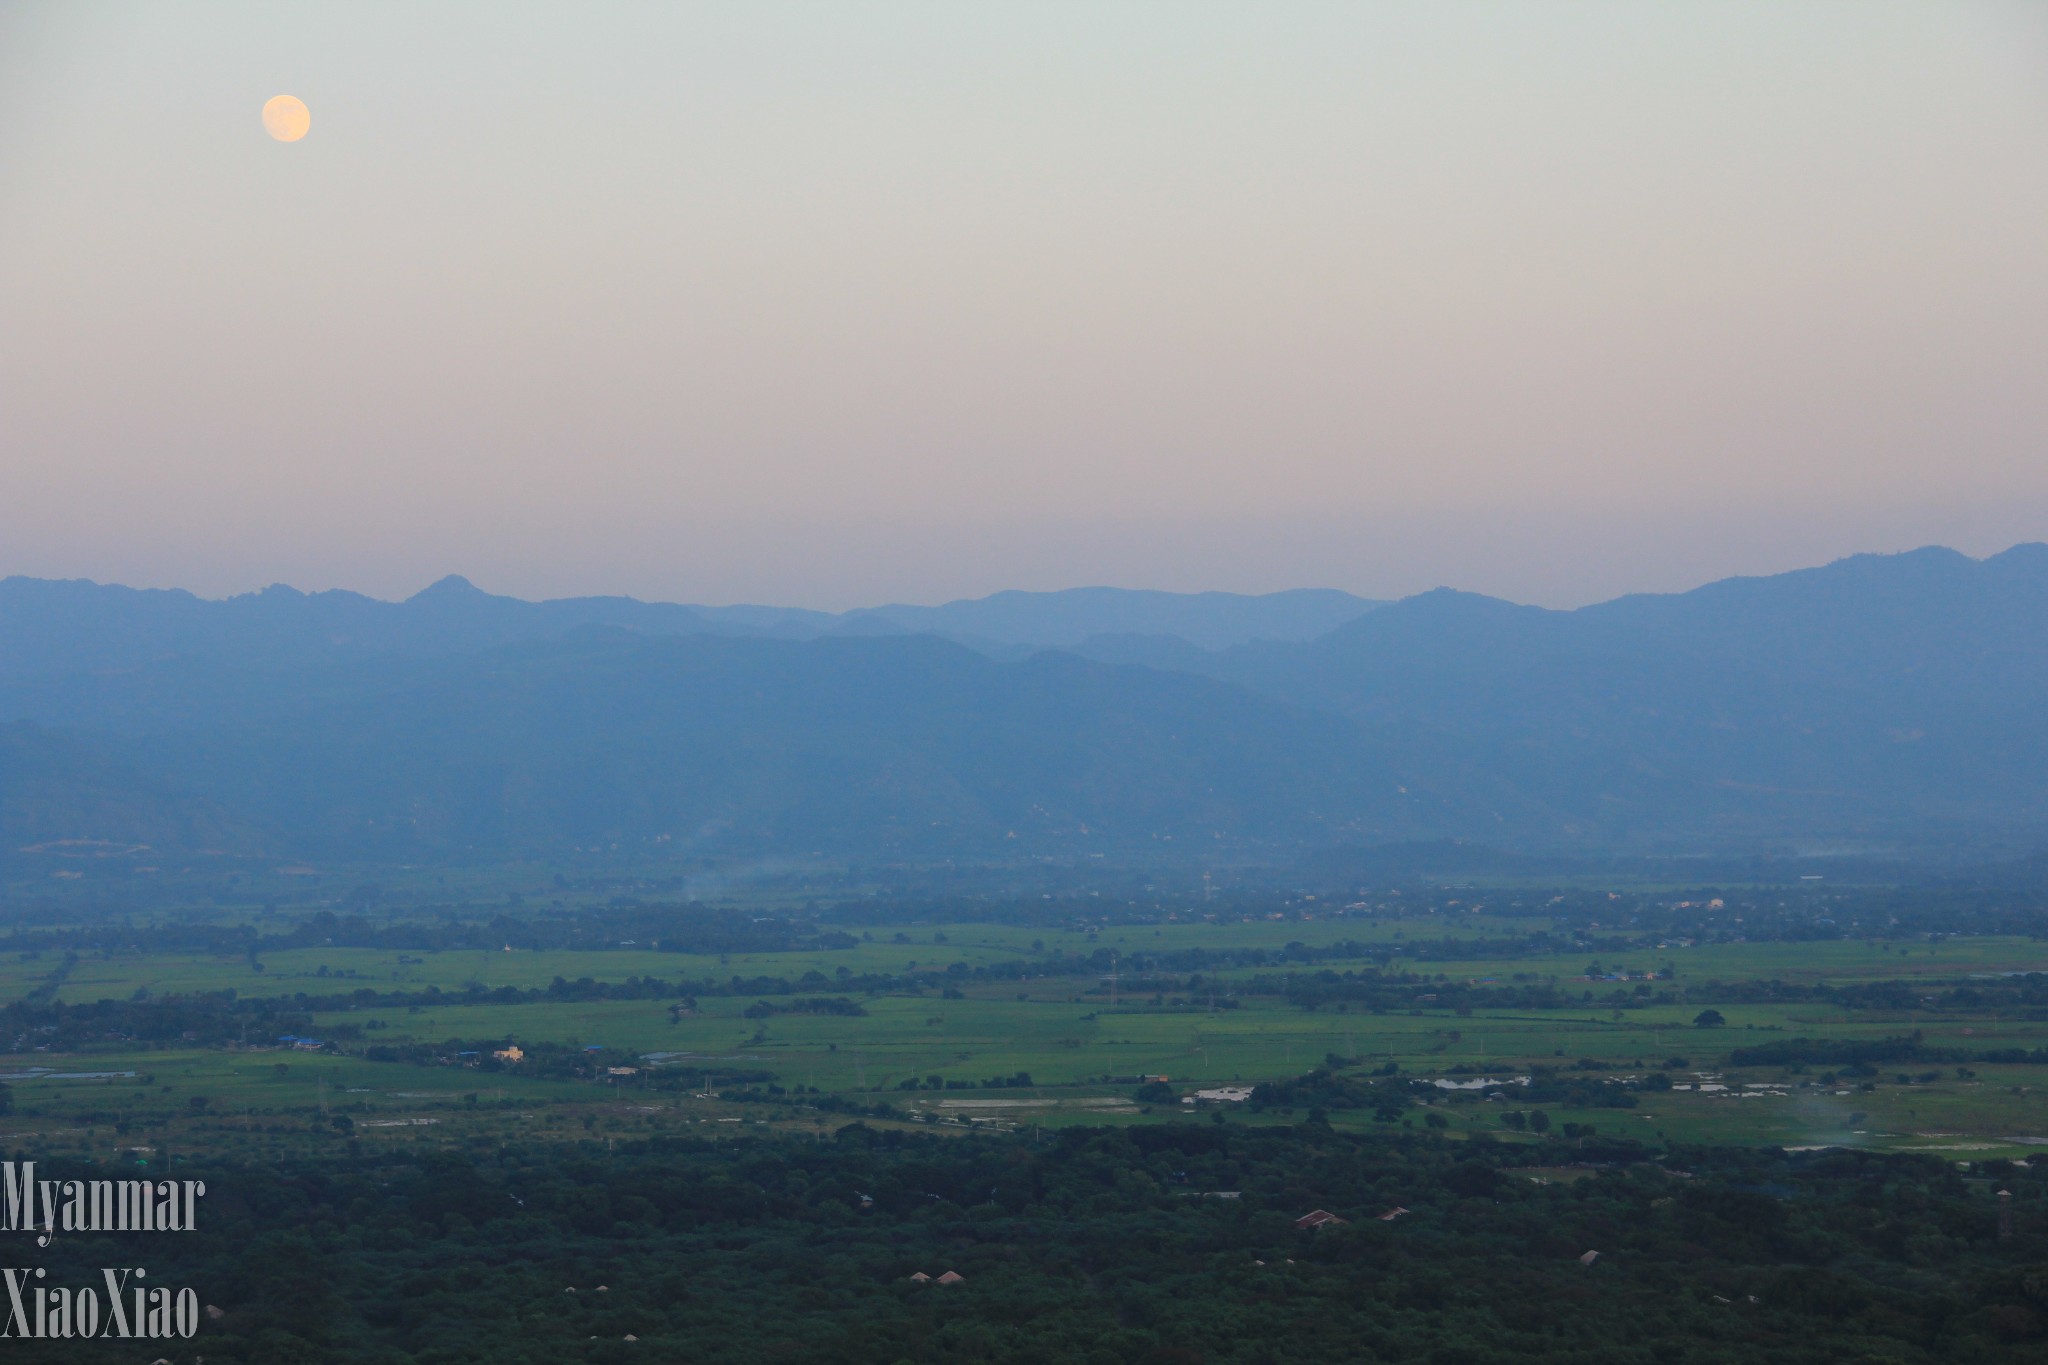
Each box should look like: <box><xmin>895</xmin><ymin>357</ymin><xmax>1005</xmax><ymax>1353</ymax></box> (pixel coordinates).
<box><xmin>28</xmin><ymin>911</ymin><xmax>1555</xmax><ymax>1002</ymax></box>
<box><xmin>24</xmin><ymin>915</ymin><xmax>2031</xmax><ymax>1004</ymax></box>
<box><xmin>8</xmin><ymin>902</ymin><xmax>2048</xmax><ymax>1163</ymax></box>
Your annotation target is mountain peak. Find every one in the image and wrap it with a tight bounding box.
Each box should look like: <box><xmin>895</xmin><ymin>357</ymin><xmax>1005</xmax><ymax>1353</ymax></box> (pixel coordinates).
<box><xmin>408</xmin><ymin>574</ymin><xmax>486</xmax><ymax>602</ymax></box>
<box><xmin>1986</xmin><ymin>541</ymin><xmax>2048</xmax><ymax>570</ymax></box>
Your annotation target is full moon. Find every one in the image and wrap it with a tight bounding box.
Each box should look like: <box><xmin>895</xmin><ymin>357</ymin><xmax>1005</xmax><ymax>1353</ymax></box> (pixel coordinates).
<box><xmin>262</xmin><ymin>95</ymin><xmax>311</xmax><ymax>142</ymax></box>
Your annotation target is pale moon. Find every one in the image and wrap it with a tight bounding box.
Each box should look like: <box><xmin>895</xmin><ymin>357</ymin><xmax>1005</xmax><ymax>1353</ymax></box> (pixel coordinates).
<box><xmin>262</xmin><ymin>95</ymin><xmax>311</xmax><ymax>143</ymax></box>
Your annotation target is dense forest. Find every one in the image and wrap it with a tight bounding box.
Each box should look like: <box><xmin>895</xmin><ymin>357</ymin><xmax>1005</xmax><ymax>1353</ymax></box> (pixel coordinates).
<box><xmin>8</xmin><ymin>1124</ymin><xmax>2046</xmax><ymax>1364</ymax></box>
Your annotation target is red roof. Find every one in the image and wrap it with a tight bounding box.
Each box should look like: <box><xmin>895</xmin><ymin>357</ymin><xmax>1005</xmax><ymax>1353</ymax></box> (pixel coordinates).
<box><xmin>1294</xmin><ymin>1209</ymin><xmax>1347</xmax><ymax>1230</ymax></box>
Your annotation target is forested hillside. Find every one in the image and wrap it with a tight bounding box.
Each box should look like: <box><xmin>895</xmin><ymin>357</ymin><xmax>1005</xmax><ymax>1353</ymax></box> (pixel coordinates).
<box><xmin>11</xmin><ymin>1125</ymin><xmax>2046</xmax><ymax>1364</ymax></box>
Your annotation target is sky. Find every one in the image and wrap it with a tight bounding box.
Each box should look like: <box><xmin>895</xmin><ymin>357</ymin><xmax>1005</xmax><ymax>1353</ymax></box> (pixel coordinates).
<box><xmin>2</xmin><ymin>1</ymin><xmax>2045</xmax><ymax>609</ymax></box>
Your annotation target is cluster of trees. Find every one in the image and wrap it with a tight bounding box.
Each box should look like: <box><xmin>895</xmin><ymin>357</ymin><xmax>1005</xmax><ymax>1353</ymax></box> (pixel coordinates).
<box><xmin>1247</xmin><ymin>1069</ymin><xmax>1419</xmax><ymax>1120</ymax></box>
<box><xmin>1337</xmin><ymin>884</ymin><xmax>2048</xmax><ymax>946</ymax></box>
<box><xmin>0</xmin><ymin>904</ymin><xmax>866</xmax><ymax>960</ymax></box>
<box><xmin>1728</xmin><ymin>1032</ymin><xmax>1971</xmax><ymax>1068</ymax></box>
<box><xmin>1230</xmin><ymin>967</ymin><xmax>2045</xmax><ymax>1020</ymax></box>
<box><xmin>1514</xmin><ymin>1069</ymin><xmax>1643</xmax><ymax>1110</ymax></box>
<box><xmin>894</xmin><ymin>1072</ymin><xmax>1035</xmax><ymax>1092</ymax></box>
<box><xmin>811</xmin><ymin>884</ymin><xmax>2048</xmax><ymax>946</ymax></box>
<box><xmin>349</xmin><ymin>1038</ymin><xmax>768</xmax><ymax>1087</ymax></box>
<box><xmin>1249</xmin><ymin>970</ymin><xmax>1643</xmax><ymax>1013</ymax></box>
<box><xmin>11</xmin><ymin>880</ymin><xmax>2048</xmax><ymax>960</ymax></box>
<box><xmin>0</xmin><ymin>991</ymin><xmax>329</xmax><ymax>1050</ymax></box>
<box><xmin>7</xmin><ymin>1123</ymin><xmax>2046</xmax><ymax>1363</ymax></box>
<box><xmin>1241</xmin><ymin>1064</ymin><xmax>1647</xmax><ymax>1123</ymax></box>
<box><xmin>1589</xmin><ymin>887</ymin><xmax>2048</xmax><ymax>943</ymax></box>
<box><xmin>0</xmin><ymin>971</ymin><xmax>893</xmax><ymax>1054</ymax></box>
<box><xmin>740</xmin><ymin>996</ymin><xmax>867</xmax><ymax>1019</ymax></box>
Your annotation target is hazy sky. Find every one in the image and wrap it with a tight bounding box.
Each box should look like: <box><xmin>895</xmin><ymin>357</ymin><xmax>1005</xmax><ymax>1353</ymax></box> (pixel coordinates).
<box><xmin>3</xmin><ymin>2</ymin><xmax>2045</xmax><ymax>608</ymax></box>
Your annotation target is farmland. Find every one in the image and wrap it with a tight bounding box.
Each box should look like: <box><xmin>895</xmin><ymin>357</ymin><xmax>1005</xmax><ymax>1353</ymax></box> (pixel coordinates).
<box><xmin>8</xmin><ymin>878</ymin><xmax>2048</xmax><ymax>1365</ymax></box>
<box><xmin>6</xmin><ymin>883</ymin><xmax>2048</xmax><ymax>1163</ymax></box>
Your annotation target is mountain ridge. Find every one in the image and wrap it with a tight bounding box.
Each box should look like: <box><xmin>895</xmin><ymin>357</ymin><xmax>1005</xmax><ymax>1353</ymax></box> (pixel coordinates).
<box><xmin>0</xmin><ymin>575</ymin><xmax>1384</xmax><ymax>678</ymax></box>
<box><xmin>4</xmin><ymin>544</ymin><xmax>2046</xmax><ymax>865</ymax></box>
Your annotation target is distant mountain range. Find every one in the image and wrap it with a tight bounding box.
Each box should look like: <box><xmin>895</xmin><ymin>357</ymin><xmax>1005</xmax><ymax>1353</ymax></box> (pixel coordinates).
<box><xmin>1193</xmin><ymin>544</ymin><xmax>2048</xmax><ymax>851</ymax></box>
<box><xmin>0</xmin><ymin>575</ymin><xmax>1380</xmax><ymax>684</ymax></box>
<box><xmin>2</xmin><ymin>547</ymin><xmax>2045</xmax><ymax>867</ymax></box>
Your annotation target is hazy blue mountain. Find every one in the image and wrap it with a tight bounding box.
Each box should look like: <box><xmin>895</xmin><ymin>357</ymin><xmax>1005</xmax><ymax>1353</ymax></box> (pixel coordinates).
<box><xmin>118</xmin><ymin>631</ymin><xmax>1460</xmax><ymax>860</ymax></box>
<box><xmin>6</xmin><ymin>545</ymin><xmax>2048</xmax><ymax>865</ymax></box>
<box><xmin>0</xmin><ymin>575</ymin><xmax>1380</xmax><ymax>684</ymax></box>
<box><xmin>1196</xmin><ymin>544</ymin><xmax>2048</xmax><ymax>847</ymax></box>
<box><xmin>840</xmin><ymin>587</ymin><xmax>1382</xmax><ymax>650</ymax></box>
<box><xmin>0</xmin><ymin>576</ymin><xmax>721</xmax><ymax>735</ymax></box>
<box><xmin>1057</xmin><ymin>633</ymin><xmax>1225</xmax><ymax>673</ymax></box>
<box><xmin>0</xmin><ymin>573</ymin><xmax>719</xmax><ymax>678</ymax></box>
<box><xmin>0</xmin><ymin>721</ymin><xmax>258</xmax><ymax>860</ymax></box>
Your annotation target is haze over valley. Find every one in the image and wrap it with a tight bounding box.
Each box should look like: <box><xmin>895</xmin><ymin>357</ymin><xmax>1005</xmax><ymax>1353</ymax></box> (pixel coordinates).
<box><xmin>8</xmin><ymin>543</ymin><xmax>2046</xmax><ymax>871</ymax></box>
